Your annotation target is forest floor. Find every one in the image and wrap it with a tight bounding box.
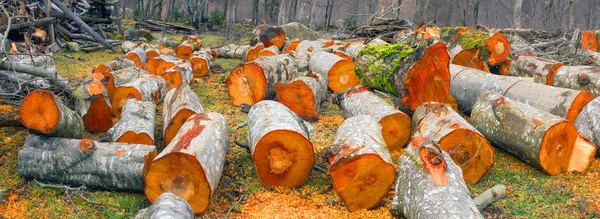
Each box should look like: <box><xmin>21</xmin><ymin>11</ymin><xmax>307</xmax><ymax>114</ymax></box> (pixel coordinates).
<box><xmin>0</xmin><ymin>31</ymin><xmax>599</xmax><ymax>219</ymax></box>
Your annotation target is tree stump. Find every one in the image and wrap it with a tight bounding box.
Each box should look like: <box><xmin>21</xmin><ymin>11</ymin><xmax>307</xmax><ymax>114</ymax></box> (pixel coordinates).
<box><xmin>163</xmin><ymin>83</ymin><xmax>205</xmax><ymax>145</ymax></box>
<box><xmin>308</xmin><ymin>51</ymin><xmax>360</xmax><ymax>92</ymax></box>
<box><xmin>508</xmin><ymin>56</ymin><xmax>564</xmax><ymax>84</ymax></box>
<box><xmin>111</xmin><ymin>74</ymin><xmax>166</xmax><ymax>117</ymax></box>
<box><xmin>551</xmin><ymin>66</ymin><xmax>600</xmax><ymax>96</ymax></box>
<box><xmin>324</xmin><ymin>115</ymin><xmax>395</xmax><ymax>212</ymax></box>
<box><xmin>75</xmin><ymin>74</ymin><xmax>113</xmax><ymax>133</ymax></box>
<box><xmin>247</xmin><ymin>100</ymin><xmax>314</xmax><ymax>188</ymax></box>
<box><xmin>145</xmin><ymin>113</ymin><xmax>228</xmax><ymax>214</ymax></box>
<box><xmin>20</xmin><ymin>90</ymin><xmax>84</xmax><ymax>138</ymax></box>
<box><xmin>412</xmin><ymin>102</ymin><xmax>494</xmax><ymax>183</ymax></box>
<box><xmin>250</xmin><ymin>25</ymin><xmax>286</xmax><ymax>50</ymax></box>
<box><xmin>135</xmin><ymin>193</ymin><xmax>194</xmax><ymax>219</ymax></box>
<box><xmin>108</xmin><ymin>99</ymin><xmax>155</xmax><ymax>145</ymax></box>
<box><xmin>19</xmin><ymin>134</ymin><xmax>157</xmax><ymax>191</ymax></box>
<box><xmin>274</xmin><ymin>75</ymin><xmax>326</xmax><ymax>122</ymax></box>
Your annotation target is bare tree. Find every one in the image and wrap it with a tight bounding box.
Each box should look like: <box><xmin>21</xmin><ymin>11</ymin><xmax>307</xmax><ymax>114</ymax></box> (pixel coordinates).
<box><xmin>324</xmin><ymin>0</ymin><xmax>334</xmax><ymax>31</ymax></box>
<box><xmin>252</xmin><ymin>0</ymin><xmax>259</xmax><ymax>25</ymax></box>
<box><xmin>309</xmin><ymin>0</ymin><xmax>318</xmax><ymax>29</ymax></box>
<box><xmin>513</xmin><ymin>0</ymin><xmax>522</xmax><ymax>28</ymax></box>
<box><xmin>226</xmin><ymin>0</ymin><xmax>239</xmax><ymax>39</ymax></box>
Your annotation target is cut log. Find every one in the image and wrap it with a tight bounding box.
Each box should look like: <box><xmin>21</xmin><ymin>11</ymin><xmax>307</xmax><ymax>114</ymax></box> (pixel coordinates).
<box><xmin>283</xmin><ymin>38</ymin><xmax>301</xmax><ymax>53</ymax></box>
<box><xmin>111</xmin><ymin>74</ymin><xmax>167</xmax><ymax>117</ymax></box>
<box><xmin>335</xmin><ymin>85</ymin><xmax>411</xmax><ymax>151</ymax></box>
<box><xmin>19</xmin><ymin>134</ymin><xmax>157</xmax><ymax>191</ymax></box>
<box><xmin>574</xmin><ymin>96</ymin><xmax>600</xmax><ymax>157</ymax></box>
<box><xmin>508</xmin><ymin>56</ymin><xmax>564</xmax><ymax>85</ymax></box>
<box><xmin>412</xmin><ymin>102</ymin><xmax>494</xmax><ymax>183</ymax></box>
<box><xmin>256</xmin><ymin>45</ymin><xmax>280</xmax><ymax>59</ymax></box>
<box><xmin>134</xmin><ymin>193</ymin><xmax>194</xmax><ymax>219</ymax></box>
<box><xmin>212</xmin><ymin>44</ymin><xmax>250</xmax><ymax>59</ymax></box>
<box><xmin>75</xmin><ymin>76</ymin><xmax>113</xmax><ymax>133</ymax></box>
<box><xmin>247</xmin><ymin>100</ymin><xmax>314</xmax><ymax>188</ymax></box>
<box><xmin>581</xmin><ymin>49</ymin><xmax>600</xmax><ymax>66</ymax></box>
<box><xmin>308</xmin><ymin>51</ymin><xmax>360</xmax><ymax>92</ymax></box>
<box><xmin>551</xmin><ymin>66</ymin><xmax>600</xmax><ymax>97</ymax></box>
<box><xmin>470</xmin><ymin>91</ymin><xmax>595</xmax><ymax>175</ymax></box>
<box><xmin>274</xmin><ymin>75</ymin><xmax>326</xmax><ymax>122</ymax></box>
<box><xmin>473</xmin><ymin>184</ymin><xmax>507</xmax><ymax>211</ymax></box>
<box><xmin>20</xmin><ymin>90</ymin><xmax>84</xmax><ymax>138</ymax></box>
<box><xmin>391</xmin><ymin>133</ymin><xmax>483</xmax><ymax>219</ymax></box>
<box><xmin>345</xmin><ymin>43</ymin><xmax>365</xmax><ymax>60</ymax></box>
<box><xmin>294</xmin><ymin>40</ymin><xmax>327</xmax><ymax>53</ymax></box>
<box><xmin>250</xmin><ymin>25</ymin><xmax>286</xmax><ymax>50</ymax></box>
<box><xmin>145</xmin><ymin>113</ymin><xmax>228</xmax><ymax>214</ymax></box>
<box><xmin>146</xmin><ymin>55</ymin><xmax>180</xmax><ymax>76</ymax></box>
<box><xmin>121</xmin><ymin>41</ymin><xmax>150</xmax><ymax>54</ymax></box>
<box><xmin>581</xmin><ymin>30</ymin><xmax>599</xmax><ymax>51</ymax></box>
<box><xmin>451</xmin><ymin>30</ymin><xmax>511</xmax><ymax>66</ymax></box>
<box><xmin>125</xmin><ymin>47</ymin><xmax>148</xmax><ymax>68</ymax></box>
<box><xmin>162</xmin><ymin>83</ymin><xmax>205</xmax><ymax>145</ymax></box>
<box><xmin>189</xmin><ymin>51</ymin><xmax>212</xmax><ymax>77</ymax></box>
<box><xmin>175</xmin><ymin>40</ymin><xmax>196</xmax><ymax>60</ymax></box>
<box><xmin>146</xmin><ymin>48</ymin><xmax>160</xmax><ymax>58</ymax></box>
<box><xmin>451</xmin><ymin>48</ymin><xmax>490</xmax><ymax>73</ymax></box>
<box><xmin>161</xmin><ymin>62</ymin><xmax>193</xmax><ymax>91</ymax></box>
<box><xmin>243</xmin><ymin>43</ymin><xmax>265</xmax><ymax>62</ymax></box>
<box><xmin>108</xmin><ymin>99</ymin><xmax>155</xmax><ymax>145</ymax></box>
<box><xmin>324</xmin><ymin>115</ymin><xmax>395</xmax><ymax>212</ymax></box>
<box><xmin>450</xmin><ymin>64</ymin><xmax>593</xmax><ymax>122</ymax></box>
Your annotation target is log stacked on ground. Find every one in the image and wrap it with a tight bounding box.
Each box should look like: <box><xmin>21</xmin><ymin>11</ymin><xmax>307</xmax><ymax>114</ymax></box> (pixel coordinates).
<box><xmin>18</xmin><ymin>134</ymin><xmax>157</xmax><ymax>191</ymax></box>
<box><xmin>243</xmin><ymin>43</ymin><xmax>265</xmax><ymax>62</ymax></box>
<box><xmin>309</xmin><ymin>51</ymin><xmax>360</xmax><ymax>92</ymax></box>
<box><xmin>250</xmin><ymin>25</ymin><xmax>286</xmax><ymax>50</ymax></box>
<box><xmin>103</xmin><ymin>67</ymin><xmax>146</xmax><ymax>99</ymax></box>
<box><xmin>412</xmin><ymin>102</ymin><xmax>494</xmax><ymax>183</ymax></box>
<box><xmin>451</xmin><ymin>48</ymin><xmax>490</xmax><ymax>73</ymax></box>
<box><xmin>175</xmin><ymin>40</ymin><xmax>197</xmax><ymax>60</ymax></box>
<box><xmin>20</xmin><ymin>90</ymin><xmax>84</xmax><ymax>138</ymax></box>
<box><xmin>335</xmin><ymin>85</ymin><xmax>411</xmax><ymax>151</ymax></box>
<box><xmin>274</xmin><ymin>74</ymin><xmax>326</xmax><ymax>122</ymax></box>
<box><xmin>450</xmin><ymin>64</ymin><xmax>593</xmax><ymax>122</ymax></box>
<box><xmin>450</xmin><ymin>30</ymin><xmax>511</xmax><ymax>67</ymax></box>
<box><xmin>247</xmin><ymin>100</ymin><xmax>314</xmax><ymax>188</ymax></box>
<box><xmin>111</xmin><ymin>74</ymin><xmax>166</xmax><ymax>117</ymax></box>
<box><xmin>145</xmin><ymin>113</ymin><xmax>228</xmax><ymax>214</ymax></box>
<box><xmin>162</xmin><ymin>83</ymin><xmax>205</xmax><ymax>145</ymax></box>
<box><xmin>125</xmin><ymin>47</ymin><xmax>148</xmax><ymax>68</ymax></box>
<box><xmin>508</xmin><ymin>56</ymin><xmax>564</xmax><ymax>84</ymax></box>
<box><xmin>574</xmin><ymin>97</ymin><xmax>600</xmax><ymax>157</ymax></box>
<box><xmin>324</xmin><ymin>115</ymin><xmax>395</xmax><ymax>212</ymax></box>
<box><xmin>212</xmin><ymin>44</ymin><xmax>250</xmax><ymax>59</ymax></box>
<box><xmin>189</xmin><ymin>50</ymin><xmax>212</xmax><ymax>77</ymax></box>
<box><xmin>108</xmin><ymin>99</ymin><xmax>155</xmax><ymax>145</ymax></box>
<box><xmin>135</xmin><ymin>193</ymin><xmax>194</xmax><ymax>219</ymax></box>
<box><xmin>581</xmin><ymin>30</ymin><xmax>599</xmax><ymax>51</ymax></box>
<box><xmin>75</xmin><ymin>74</ymin><xmax>113</xmax><ymax>133</ymax></box>
<box><xmin>146</xmin><ymin>55</ymin><xmax>181</xmax><ymax>76</ymax></box>
<box><xmin>93</xmin><ymin>59</ymin><xmax>137</xmax><ymax>98</ymax></box>
<box><xmin>391</xmin><ymin>132</ymin><xmax>483</xmax><ymax>219</ymax></box>
<box><xmin>551</xmin><ymin>66</ymin><xmax>600</xmax><ymax>96</ymax></box>
<box><xmin>470</xmin><ymin>91</ymin><xmax>595</xmax><ymax>175</ymax></box>
<box><xmin>161</xmin><ymin>61</ymin><xmax>193</xmax><ymax>91</ymax></box>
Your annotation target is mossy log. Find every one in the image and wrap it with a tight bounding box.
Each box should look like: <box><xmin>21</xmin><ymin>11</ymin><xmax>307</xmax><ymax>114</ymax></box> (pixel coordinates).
<box><xmin>451</xmin><ymin>30</ymin><xmax>511</xmax><ymax>66</ymax></box>
<box><xmin>335</xmin><ymin>85</ymin><xmax>411</xmax><ymax>151</ymax></box>
<box><xmin>308</xmin><ymin>51</ymin><xmax>360</xmax><ymax>92</ymax></box>
<box><xmin>161</xmin><ymin>61</ymin><xmax>193</xmax><ymax>91</ymax></box>
<box><xmin>247</xmin><ymin>100</ymin><xmax>314</xmax><ymax>188</ymax></box>
<box><xmin>189</xmin><ymin>50</ymin><xmax>212</xmax><ymax>77</ymax></box>
<box><xmin>20</xmin><ymin>90</ymin><xmax>84</xmax><ymax>138</ymax></box>
<box><xmin>134</xmin><ymin>193</ymin><xmax>194</xmax><ymax>219</ymax></box>
<box><xmin>226</xmin><ymin>53</ymin><xmax>309</xmax><ymax>106</ymax></box>
<box><xmin>108</xmin><ymin>99</ymin><xmax>155</xmax><ymax>145</ymax></box>
<box><xmin>391</xmin><ymin>133</ymin><xmax>482</xmax><ymax>219</ymax></box>
<box><xmin>212</xmin><ymin>44</ymin><xmax>251</xmax><ymax>59</ymax></box>
<box><xmin>18</xmin><ymin>134</ymin><xmax>157</xmax><ymax>192</ymax></box>
<box><xmin>145</xmin><ymin>113</ymin><xmax>228</xmax><ymax>214</ymax></box>
<box><xmin>324</xmin><ymin>115</ymin><xmax>395</xmax><ymax>212</ymax></box>
<box><xmin>250</xmin><ymin>25</ymin><xmax>286</xmax><ymax>50</ymax></box>
<box><xmin>75</xmin><ymin>75</ymin><xmax>113</xmax><ymax>133</ymax></box>
<box><xmin>508</xmin><ymin>56</ymin><xmax>564</xmax><ymax>84</ymax></box>
<box><xmin>163</xmin><ymin>83</ymin><xmax>205</xmax><ymax>145</ymax></box>
<box><xmin>470</xmin><ymin>91</ymin><xmax>595</xmax><ymax>175</ymax></box>
<box><xmin>551</xmin><ymin>66</ymin><xmax>600</xmax><ymax>96</ymax></box>
<box><xmin>274</xmin><ymin>75</ymin><xmax>326</xmax><ymax>122</ymax></box>
<box><xmin>111</xmin><ymin>74</ymin><xmax>167</xmax><ymax>117</ymax></box>
<box><xmin>412</xmin><ymin>102</ymin><xmax>494</xmax><ymax>183</ymax></box>
<box><xmin>125</xmin><ymin>47</ymin><xmax>148</xmax><ymax>68</ymax></box>
<box><xmin>574</xmin><ymin>96</ymin><xmax>600</xmax><ymax>157</ymax></box>
<box><xmin>450</xmin><ymin>64</ymin><xmax>593</xmax><ymax>122</ymax></box>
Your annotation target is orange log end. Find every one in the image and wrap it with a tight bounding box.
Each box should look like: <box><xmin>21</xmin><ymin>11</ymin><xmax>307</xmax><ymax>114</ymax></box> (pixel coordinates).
<box><xmin>274</xmin><ymin>81</ymin><xmax>319</xmax><ymax>122</ymax></box>
<box><xmin>438</xmin><ymin>128</ymin><xmax>494</xmax><ymax>183</ymax></box>
<box><xmin>486</xmin><ymin>33</ymin><xmax>511</xmax><ymax>66</ymax></box>
<box><xmin>190</xmin><ymin>57</ymin><xmax>210</xmax><ymax>77</ymax></box>
<box><xmin>582</xmin><ymin>31</ymin><xmax>599</xmax><ymax>51</ymax></box>
<box><xmin>225</xmin><ymin>64</ymin><xmax>267</xmax><ymax>106</ymax></box>
<box><xmin>451</xmin><ymin>48</ymin><xmax>490</xmax><ymax>72</ymax></box>
<box><xmin>19</xmin><ymin>90</ymin><xmax>60</xmax><ymax>134</ymax></box>
<box><xmin>116</xmin><ymin>131</ymin><xmax>154</xmax><ymax>145</ymax></box>
<box><xmin>539</xmin><ymin>121</ymin><xmax>578</xmax><ymax>175</ymax></box>
<box><xmin>84</xmin><ymin>95</ymin><xmax>113</xmax><ymax>133</ymax></box>
<box><xmin>379</xmin><ymin>113</ymin><xmax>411</xmax><ymax>151</ymax></box>
<box><xmin>566</xmin><ymin>91</ymin><xmax>594</xmax><ymax>123</ymax></box>
<box><xmin>328</xmin><ymin>60</ymin><xmax>360</xmax><ymax>92</ymax></box>
<box><xmin>111</xmin><ymin>87</ymin><xmax>142</xmax><ymax>117</ymax></box>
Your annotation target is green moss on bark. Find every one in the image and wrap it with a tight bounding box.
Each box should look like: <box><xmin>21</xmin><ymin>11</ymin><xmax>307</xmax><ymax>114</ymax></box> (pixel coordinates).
<box><xmin>455</xmin><ymin>30</ymin><xmax>491</xmax><ymax>62</ymax></box>
<box><xmin>355</xmin><ymin>43</ymin><xmax>415</xmax><ymax>95</ymax></box>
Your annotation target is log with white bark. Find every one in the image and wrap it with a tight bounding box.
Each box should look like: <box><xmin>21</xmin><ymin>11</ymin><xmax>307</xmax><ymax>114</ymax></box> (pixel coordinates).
<box><xmin>551</xmin><ymin>66</ymin><xmax>600</xmax><ymax>97</ymax></box>
<box><xmin>134</xmin><ymin>193</ymin><xmax>194</xmax><ymax>219</ymax></box>
<box><xmin>274</xmin><ymin>74</ymin><xmax>326</xmax><ymax>122</ymax></box>
<box><xmin>574</xmin><ymin>96</ymin><xmax>600</xmax><ymax>157</ymax></box>
<box><xmin>125</xmin><ymin>47</ymin><xmax>148</xmax><ymax>68</ymax></box>
<box><xmin>75</xmin><ymin>75</ymin><xmax>113</xmax><ymax>133</ymax></box>
<box><xmin>211</xmin><ymin>44</ymin><xmax>250</xmax><ymax>59</ymax></box>
<box><xmin>243</xmin><ymin>43</ymin><xmax>265</xmax><ymax>62</ymax></box>
<box><xmin>247</xmin><ymin>100</ymin><xmax>314</xmax><ymax>188</ymax></box>
<box><xmin>581</xmin><ymin>49</ymin><xmax>600</xmax><ymax>66</ymax></box>
<box><xmin>175</xmin><ymin>40</ymin><xmax>197</xmax><ymax>60</ymax></box>
<box><xmin>20</xmin><ymin>90</ymin><xmax>84</xmax><ymax>138</ymax></box>
<box><xmin>108</xmin><ymin>99</ymin><xmax>155</xmax><ymax>145</ymax></box>
<box><xmin>324</xmin><ymin>115</ymin><xmax>395</xmax><ymax>212</ymax></box>
<box><xmin>473</xmin><ymin>184</ymin><xmax>507</xmax><ymax>211</ymax></box>
<box><xmin>146</xmin><ymin>55</ymin><xmax>182</xmax><ymax>75</ymax></box>
<box><xmin>190</xmin><ymin>51</ymin><xmax>212</xmax><ymax>77</ymax></box>
<box><xmin>508</xmin><ymin>56</ymin><xmax>564</xmax><ymax>84</ymax></box>
<box><xmin>111</xmin><ymin>74</ymin><xmax>167</xmax><ymax>117</ymax></box>
<box><xmin>345</xmin><ymin>43</ymin><xmax>365</xmax><ymax>60</ymax></box>
<box><xmin>250</xmin><ymin>25</ymin><xmax>286</xmax><ymax>50</ymax></box>
<box><xmin>162</xmin><ymin>83</ymin><xmax>205</xmax><ymax>145</ymax></box>
<box><xmin>18</xmin><ymin>134</ymin><xmax>157</xmax><ymax>191</ymax></box>
<box><xmin>145</xmin><ymin>113</ymin><xmax>228</xmax><ymax>214</ymax></box>
<box><xmin>470</xmin><ymin>91</ymin><xmax>595</xmax><ymax>175</ymax></box>
<box><xmin>161</xmin><ymin>61</ymin><xmax>193</xmax><ymax>91</ymax></box>
<box><xmin>308</xmin><ymin>51</ymin><xmax>360</xmax><ymax>92</ymax></box>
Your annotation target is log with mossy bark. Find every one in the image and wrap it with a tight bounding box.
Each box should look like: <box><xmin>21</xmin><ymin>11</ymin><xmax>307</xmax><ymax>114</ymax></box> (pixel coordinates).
<box><xmin>391</xmin><ymin>132</ymin><xmax>483</xmax><ymax>219</ymax></box>
<box><xmin>449</xmin><ymin>30</ymin><xmax>511</xmax><ymax>67</ymax></box>
<box><xmin>308</xmin><ymin>51</ymin><xmax>360</xmax><ymax>92</ymax></box>
<box><xmin>354</xmin><ymin>40</ymin><xmax>451</xmax><ymax>112</ymax></box>
<box><xmin>250</xmin><ymin>25</ymin><xmax>286</xmax><ymax>50</ymax></box>
<box><xmin>125</xmin><ymin>47</ymin><xmax>148</xmax><ymax>68</ymax></box>
<box><xmin>19</xmin><ymin>134</ymin><xmax>157</xmax><ymax>192</ymax></box>
<box><xmin>508</xmin><ymin>56</ymin><xmax>564</xmax><ymax>84</ymax></box>
<box><xmin>212</xmin><ymin>44</ymin><xmax>251</xmax><ymax>59</ymax></box>
<box><xmin>145</xmin><ymin>112</ymin><xmax>228</xmax><ymax>214</ymax></box>
<box><xmin>334</xmin><ymin>85</ymin><xmax>411</xmax><ymax>151</ymax></box>
<box><xmin>189</xmin><ymin>50</ymin><xmax>212</xmax><ymax>77</ymax></box>
<box><xmin>75</xmin><ymin>74</ymin><xmax>113</xmax><ymax>133</ymax></box>
<box><xmin>163</xmin><ymin>83</ymin><xmax>205</xmax><ymax>145</ymax></box>
<box><xmin>574</xmin><ymin>96</ymin><xmax>600</xmax><ymax>157</ymax></box>
<box><xmin>135</xmin><ymin>193</ymin><xmax>194</xmax><ymax>219</ymax></box>
<box><xmin>551</xmin><ymin>66</ymin><xmax>600</xmax><ymax>96</ymax></box>
<box><xmin>274</xmin><ymin>74</ymin><xmax>326</xmax><ymax>122</ymax></box>
<box><xmin>108</xmin><ymin>99</ymin><xmax>155</xmax><ymax>145</ymax></box>
<box><xmin>161</xmin><ymin>62</ymin><xmax>193</xmax><ymax>91</ymax></box>
<box><xmin>470</xmin><ymin>91</ymin><xmax>596</xmax><ymax>175</ymax></box>
<box><xmin>111</xmin><ymin>74</ymin><xmax>167</xmax><ymax>117</ymax></box>
<box><xmin>20</xmin><ymin>90</ymin><xmax>84</xmax><ymax>138</ymax></box>
<box><xmin>247</xmin><ymin>100</ymin><xmax>314</xmax><ymax>188</ymax></box>
<box><xmin>226</xmin><ymin>53</ymin><xmax>309</xmax><ymax>106</ymax></box>
<box><xmin>324</xmin><ymin>115</ymin><xmax>396</xmax><ymax>212</ymax></box>
<box><xmin>450</xmin><ymin>64</ymin><xmax>593</xmax><ymax>122</ymax></box>
<box><xmin>412</xmin><ymin>102</ymin><xmax>494</xmax><ymax>184</ymax></box>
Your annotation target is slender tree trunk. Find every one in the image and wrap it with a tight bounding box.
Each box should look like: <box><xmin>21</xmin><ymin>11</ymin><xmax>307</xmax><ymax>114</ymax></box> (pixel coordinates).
<box><xmin>472</xmin><ymin>0</ymin><xmax>479</xmax><ymax>27</ymax></box>
<box><xmin>309</xmin><ymin>0</ymin><xmax>318</xmax><ymax>29</ymax></box>
<box><xmin>277</xmin><ymin>0</ymin><xmax>287</xmax><ymax>25</ymax></box>
<box><xmin>297</xmin><ymin>0</ymin><xmax>306</xmax><ymax>23</ymax></box>
<box><xmin>252</xmin><ymin>0</ymin><xmax>259</xmax><ymax>25</ymax></box>
<box><xmin>568</xmin><ymin>0</ymin><xmax>574</xmax><ymax>30</ymax></box>
<box><xmin>324</xmin><ymin>0</ymin><xmax>333</xmax><ymax>31</ymax></box>
<box><xmin>226</xmin><ymin>0</ymin><xmax>239</xmax><ymax>39</ymax></box>
<box><xmin>146</xmin><ymin>0</ymin><xmax>153</xmax><ymax>20</ymax></box>
<box><xmin>513</xmin><ymin>0</ymin><xmax>522</xmax><ymax>28</ymax></box>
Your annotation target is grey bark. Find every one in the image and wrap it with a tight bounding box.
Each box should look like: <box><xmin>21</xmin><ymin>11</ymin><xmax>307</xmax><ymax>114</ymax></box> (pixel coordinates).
<box><xmin>213</xmin><ymin>44</ymin><xmax>250</xmax><ymax>59</ymax></box>
<box><xmin>574</xmin><ymin>96</ymin><xmax>600</xmax><ymax>157</ymax></box>
<box><xmin>0</xmin><ymin>56</ymin><xmax>72</xmax><ymax>101</ymax></box>
<box><xmin>473</xmin><ymin>184</ymin><xmax>507</xmax><ymax>211</ymax></box>
<box><xmin>108</xmin><ymin>99</ymin><xmax>156</xmax><ymax>144</ymax></box>
<box><xmin>21</xmin><ymin>91</ymin><xmax>84</xmax><ymax>138</ymax></box>
<box><xmin>513</xmin><ymin>0</ymin><xmax>523</xmax><ymax>28</ymax></box>
<box><xmin>508</xmin><ymin>56</ymin><xmax>563</xmax><ymax>84</ymax></box>
<box><xmin>552</xmin><ymin>66</ymin><xmax>600</xmax><ymax>96</ymax></box>
<box><xmin>308</xmin><ymin>0</ymin><xmax>318</xmax><ymax>29</ymax></box>
<box><xmin>117</xmin><ymin>74</ymin><xmax>167</xmax><ymax>104</ymax></box>
<box><xmin>135</xmin><ymin>193</ymin><xmax>194</xmax><ymax>219</ymax></box>
<box><xmin>74</xmin><ymin>77</ymin><xmax>112</xmax><ymax>132</ymax></box>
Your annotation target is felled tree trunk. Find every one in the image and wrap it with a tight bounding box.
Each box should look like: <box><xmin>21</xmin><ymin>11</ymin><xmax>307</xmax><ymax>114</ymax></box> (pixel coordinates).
<box><xmin>581</xmin><ymin>49</ymin><xmax>600</xmax><ymax>66</ymax></box>
<box><xmin>146</xmin><ymin>48</ymin><xmax>160</xmax><ymax>58</ymax></box>
<box><xmin>247</xmin><ymin>100</ymin><xmax>314</xmax><ymax>188</ymax></box>
<box><xmin>108</xmin><ymin>99</ymin><xmax>155</xmax><ymax>145</ymax></box>
<box><xmin>574</xmin><ymin>97</ymin><xmax>600</xmax><ymax>157</ymax></box>
<box><xmin>161</xmin><ymin>62</ymin><xmax>193</xmax><ymax>91</ymax></box>
<box><xmin>111</xmin><ymin>74</ymin><xmax>167</xmax><ymax>117</ymax></box>
<box><xmin>135</xmin><ymin>193</ymin><xmax>194</xmax><ymax>219</ymax></box>
<box><xmin>335</xmin><ymin>85</ymin><xmax>411</xmax><ymax>151</ymax></box>
<box><xmin>473</xmin><ymin>184</ymin><xmax>507</xmax><ymax>211</ymax></box>
<box><xmin>450</xmin><ymin>64</ymin><xmax>593</xmax><ymax>122</ymax></box>
<box><xmin>20</xmin><ymin>90</ymin><xmax>84</xmax><ymax>138</ymax></box>
<box><xmin>125</xmin><ymin>47</ymin><xmax>148</xmax><ymax>68</ymax></box>
<box><xmin>551</xmin><ymin>66</ymin><xmax>600</xmax><ymax>96</ymax></box>
<box><xmin>190</xmin><ymin>50</ymin><xmax>212</xmax><ymax>77</ymax></box>
<box><xmin>294</xmin><ymin>40</ymin><xmax>328</xmax><ymax>53</ymax></box>
<box><xmin>451</xmin><ymin>48</ymin><xmax>490</xmax><ymax>73</ymax></box>
<box><xmin>19</xmin><ymin>134</ymin><xmax>157</xmax><ymax>192</ymax></box>
<box><xmin>99</xmin><ymin>66</ymin><xmax>144</xmax><ymax>100</ymax></box>
<box><xmin>324</xmin><ymin>115</ymin><xmax>395</xmax><ymax>212</ymax></box>
<box><xmin>175</xmin><ymin>40</ymin><xmax>197</xmax><ymax>60</ymax></box>
<box><xmin>412</xmin><ymin>102</ymin><xmax>494</xmax><ymax>184</ymax></box>
<box><xmin>250</xmin><ymin>25</ymin><xmax>286</xmax><ymax>50</ymax></box>
<box><xmin>212</xmin><ymin>44</ymin><xmax>250</xmax><ymax>59</ymax></box>
<box><xmin>308</xmin><ymin>51</ymin><xmax>360</xmax><ymax>92</ymax></box>
<box><xmin>282</xmin><ymin>38</ymin><xmax>301</xmax><ymax>53</ymax></box>
<box><xmin>581</xmin><ymin>30</ymin><xmax>599</xmax><ymax>51</ymax></box>
<box><xmin>163</xmin><ymin>83</ymin><xmax>205</xmax><ymax>145</ymax></box>
<box><xmin>391</xmin><ymin>133</ymin><xmax>483</xmax><ymax>219</ymax></box>
<box><xmin>274</xmin><ymin>75</ymin><xmax>326</xmax><ymax>122</ymax></box>
<box><xmin>243</xmin><ymin>43</ymin><xmax>265</xmax><ymax>62</ymax></box>
<box><xmin>93</xmin><ymin>58</ymin><xmax>137</xmax><ymax>98</ymax></box>
<box><xmin>450</xmin><ymin>30</ymin><xmax>511</xmax><ymax>66</ymax></box>
<box><xmin>255</xmin><ymin>45</ymin><xmax>280</xmax><ymax>59</ymax></box>
<box><xmin>226</xmin><ymin>53</ymin><xmax>309</xmax><ymax>106</ymax></box>
<box><xmin>75</xmin><ymin>76</ymin><xmax>113</xmax><ymax>133</ymax></box>
<box><xmin>345</xmin><ymin>43</ymin><xmax>365</xmax><ymax>60</ymax></box>
<box><xmin>145</xmin><ymin>113</ymin><xmax>228</xmax><ymax>214</ymax></box>
<box><xmin>508</xmin><ymin>56</ymin><xmax>564</xmax><ymax>84</ymax></box>
<box><xmin>470</xmin><ymin>91</ymin><xmax>595</xmax><ymax>175</ymax></box>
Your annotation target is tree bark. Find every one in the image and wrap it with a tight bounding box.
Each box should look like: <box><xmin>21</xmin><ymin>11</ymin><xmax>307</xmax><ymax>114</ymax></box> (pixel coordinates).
<box><xmin>451</xmin><ymin>30</ymin><xmax>512</xmax><ymax>67</ymax></box>
<box><xmin>162</xmin><ymin>83</ymin><xmax>204</xmax><ymax>145</ymax></box>
<box><xmin>247</xmin><ymin>100</ymin><xmax>314</xmax><ymax>188</ymax></box>
<box><xmin>250</xmin><ymin>25</ymin><xmax>287</xmax><ymax>50</ymax></box>
<box><xmin>135</xmin><ymin>193</ymin><xmax>194</xmax><ymax>219</ymax></box>
<box><xmin>507</xmin><ymin>56</ymin><xmax>564</xmax><ymax>84</ymax></box>
<box><xmin>309</xmin><ymin>0</ymin><xmax>318</xmax><ymax>29</ymax></box>
<box><xmin>574</xmin><ymin>96</ymin><xmax>600</xmax><ymax>157</ymax></box>
<box><xmin>125</xmin><ymin>47</ymin><xmax>148</xmax><ymax>68</ymax></box>
<box><xmin>20</xmin><ymin>90</ymin><xmax>84</xmax><ymax>138</ymax></box>
<box><xmin>0</xmin><ymin>57</ymin><xmax>72</xmax><ymax>102</ymax></box>
<box><xmin>309</xmin><ymin>51</ymin><xmax>360</xmax><ymax>92</ymax></box>
<box><xmin>551</xmin><ymin>66</ymin><xmax>600</xmax><ymax>97</ymax></box>
<box><xmin>108</xmin><ymin>99</ymin><xmax>155</xmax><ymax>145</ymax></box>
<box><xmin>275</xmin><ymin>75</ymin><xmax>326</xmax><ymax>122</ymax></box>
<box><xmin>75</xmin><ymin>76</ymin><xmax>113</xmax><ymax>133</ymax></box>
<box><xmin>19</xmin><ymin>134</ymin><xmax>157</xmax><ymax>192</ymax></box>
<box><xmin>473</xmin><ymin>184</ymin><xmax>507</xmax><ymax>211</ymax></box>
<box><xmin>111</xmin><ymin>74</ymin><xmax>167</xmax><ymax>117</ymax></box>
<box><xmin>324</xmin><ymin>115</ymin><xmax>395</xmax><ymax>212</ymax></box>
<box><xmin>190</xmin><ymin>50</ymin><xmax>212</xmax><ymax>77</ymax></box>
<box><xmin>212</xmin><ymin>44</ymin><xmax>250</xmax><ymax>59</ymax></box>
<box><xmin>145</xmin><ymin>113</ymin><xmax>228</xmax><ymax>214</ymax></box>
